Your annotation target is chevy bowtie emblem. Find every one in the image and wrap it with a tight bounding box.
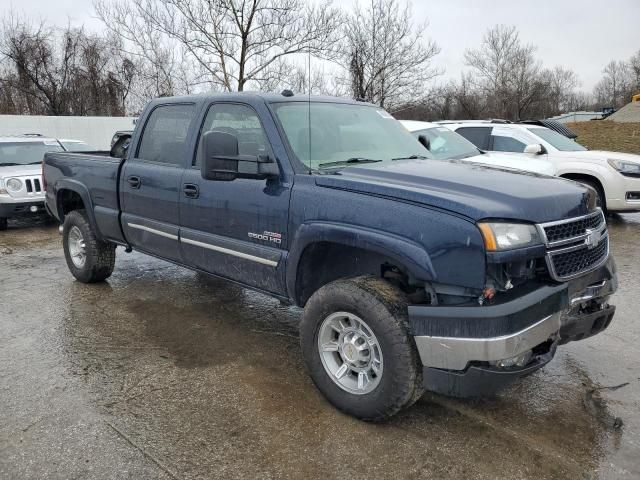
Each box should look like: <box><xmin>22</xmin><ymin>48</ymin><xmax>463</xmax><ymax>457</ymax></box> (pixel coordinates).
<box><xmin>585</xmin><ymin>228</ymin><xmax>602</xmax><ymax>249</ymax></box>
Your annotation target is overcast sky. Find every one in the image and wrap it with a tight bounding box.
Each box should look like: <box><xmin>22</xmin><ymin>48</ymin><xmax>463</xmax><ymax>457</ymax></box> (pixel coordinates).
<box><xmin>3</xmin><ymin>0</ymin><xmax>639</xmax><ymax>91</ymax></box>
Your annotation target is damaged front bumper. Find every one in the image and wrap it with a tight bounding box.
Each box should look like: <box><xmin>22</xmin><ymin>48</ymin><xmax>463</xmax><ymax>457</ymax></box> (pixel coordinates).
<box><xmin>408</xmin><ymin>257</ymin><xmax>617</xmax><ymax>397</ymax></box>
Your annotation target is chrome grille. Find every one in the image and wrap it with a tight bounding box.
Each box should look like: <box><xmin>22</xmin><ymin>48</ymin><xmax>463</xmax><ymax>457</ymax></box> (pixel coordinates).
<box><xmin>543</xmin><ymin>210</ymin><xmax>604</xmax><ymax>244</ymax></box>
<box><xmin>547</xmin><ymin>237</ymin><xmax>609</xmax><ymax>280</ymax></box>
<box><xmin>538</xmin><ymin>209</ymin><xmax>609</xmax><ymax>281</ymax></box>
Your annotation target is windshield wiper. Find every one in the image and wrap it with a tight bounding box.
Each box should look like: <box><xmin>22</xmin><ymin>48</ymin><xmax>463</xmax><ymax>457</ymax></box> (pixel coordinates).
<box><xmin>391</xmin><ymin>154</ymin><xmax>429</xmax><ymax>161</ymax></box>
<box><xmin>0</xmin><ymin>163</ymin><xmax>22</xmax><ymax>166</ymax></box>
<box><xmin>318</xmin><ymin>157</ymin><xmax>382</xmax><ymax>169</ymax></box>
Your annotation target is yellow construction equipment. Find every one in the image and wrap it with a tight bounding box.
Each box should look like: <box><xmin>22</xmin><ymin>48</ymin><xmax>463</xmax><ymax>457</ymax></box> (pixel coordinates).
<box><xmin>633</xmin><ymin>93</ymin><xmax>640</xmax><ymax>103</ymax></box>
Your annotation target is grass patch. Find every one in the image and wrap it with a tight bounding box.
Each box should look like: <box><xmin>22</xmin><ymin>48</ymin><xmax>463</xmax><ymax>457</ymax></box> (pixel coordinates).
<box><xmin>567</xmin><ymin>121</ymin><xmax>640</xmax><ymax>155</ymax></box>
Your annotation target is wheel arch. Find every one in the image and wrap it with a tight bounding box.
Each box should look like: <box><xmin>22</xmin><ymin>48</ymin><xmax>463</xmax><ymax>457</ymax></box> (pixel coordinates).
<box><xmin>286</xmin><ymin>222</ymin><xmax>436</xmax><ymax>306</ymax></box>
<box><xmin>55</xmin><ymin>180</ymin><xmax>104</xmax><ymax>240</ymax></box>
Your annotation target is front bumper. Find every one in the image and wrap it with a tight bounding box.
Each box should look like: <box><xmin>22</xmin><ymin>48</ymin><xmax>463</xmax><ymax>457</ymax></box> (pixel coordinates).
<box><xmin>409</xmin><ymin>257</ymin><xmax>617</xmax><ymax>397</ymax></box>
<box><xmin>0</xmin><ymin>199</ymin><xmax>46</xmax><ymax>218</ymax></box>
<box><xmin>605</xmin><ymin>173</ymin><xmax>640</xmax><ymax>212</ymax></box>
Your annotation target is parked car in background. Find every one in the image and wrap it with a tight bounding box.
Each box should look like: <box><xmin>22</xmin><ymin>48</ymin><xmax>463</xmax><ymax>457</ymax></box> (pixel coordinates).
<box><xmin>439</xmin><ymin>120</ymin><xmax>640</xmax><ymax>213</ymax></box>
<box><xmin>44</xmin><ymin>92</ymin><xmax>616</xmax><ymax>420</ymax></box>
<box><xmin>400</xmin><ymin>120</ymin><xmax>555</xmax><ymax>176</ymax></box>
<box><xmin>0</xmin><ymin>135</ymin><xmax>94</xmax><ymax>230</ymax></box>
<box><xmin>58</xmin><ymin>139</ymin><xmax>96</xmax><ymax>152</ymax></box>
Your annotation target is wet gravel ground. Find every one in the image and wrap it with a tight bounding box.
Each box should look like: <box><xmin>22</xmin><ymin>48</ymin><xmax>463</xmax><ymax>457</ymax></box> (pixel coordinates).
<box><xmin>1</xmin><ymin>214</ymin><xmax>639</xmax><ymax>479</ymax></box>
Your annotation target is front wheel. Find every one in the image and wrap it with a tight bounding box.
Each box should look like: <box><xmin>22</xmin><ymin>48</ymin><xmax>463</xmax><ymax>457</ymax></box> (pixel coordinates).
<box><xmin>63</xmin><ymin>210</ymin><xmax>116</xmax><ymax>283</ymax></box>
<box><xmin>299</xmin><ymin>276</ymin><xmax>424</xmax><ymax>421</ymax></box>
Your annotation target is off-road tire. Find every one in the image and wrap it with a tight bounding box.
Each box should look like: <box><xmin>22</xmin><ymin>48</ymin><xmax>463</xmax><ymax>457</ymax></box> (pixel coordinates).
<box><xmin>0</xmin><ymin>217</ymin><xmax>7</xmax><ymax>231</ymax></box>
<box><xmin>300</xmin><ymin>275</ymin><xmax>424</xmax><ymax>421</ymax></box>
<box><xmin>63</xmin><ymin>209</ymin><xmax>116</xmax><ymax>283</ymax></box>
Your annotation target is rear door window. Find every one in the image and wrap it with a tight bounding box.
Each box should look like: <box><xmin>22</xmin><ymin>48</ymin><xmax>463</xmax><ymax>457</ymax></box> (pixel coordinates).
<box><xmin>491</xmin><ymin>135</ymin><xmax>527</xmax><ymax>153</ymax></box>
<box><xmin>136</xmin><ymin>104</ymin><xmax>196</xmax><ymax>166</ymax></box>
<box><xmin>455</xmin><ymin>127</ymin><xmax>491</xmax><ymax>151</ymax></box>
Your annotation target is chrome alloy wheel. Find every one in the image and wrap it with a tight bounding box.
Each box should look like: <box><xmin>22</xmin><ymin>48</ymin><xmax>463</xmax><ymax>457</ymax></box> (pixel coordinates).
<box><xmin>317</xmin><ymin>312</ymin><xmax>383</xmax><ymax>395</ymax></box>
<box><xmin>68</xmin><ymin>226</ymin><xmax>87</xmax><ymax>268</ymax></box>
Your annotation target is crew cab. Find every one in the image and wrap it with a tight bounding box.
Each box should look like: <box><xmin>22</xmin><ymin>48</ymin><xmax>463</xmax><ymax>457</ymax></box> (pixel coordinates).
<box><xmin>44</xmin><ymin>93</ymin><xmax>617</xmax><ymax>420</ymax></box>
<box><xmin>400</xmin><ymin>120</ymin><xmax>555</xmax><ymax>175</ymax></box>
<box><xmin>439</xmin><ymin>120</ymin><xmax>640</xmax><ymax>213</ymax></box>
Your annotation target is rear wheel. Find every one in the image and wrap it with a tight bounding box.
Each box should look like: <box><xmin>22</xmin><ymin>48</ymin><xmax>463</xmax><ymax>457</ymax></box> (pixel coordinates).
<box><xmin>0</xmin><ymin>217</ymin><xmax>7</xmax><ymax>231</ymax></box>
<box><xmin>300</xmin><ymin>276</ymin><xmax>424</xmax><ymax>421</ymax></box>
<box><xmin>63</xmin><ymin>210</ymin><xmax>116</xmax><ymax>283</ymax></box>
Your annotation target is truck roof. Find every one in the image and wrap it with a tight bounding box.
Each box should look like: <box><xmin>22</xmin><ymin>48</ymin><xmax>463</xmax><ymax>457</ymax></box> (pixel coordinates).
<box><xmin>146</xmin><ymin>91</ymin><xmax>378</xmax><ymax>108</ymax></box>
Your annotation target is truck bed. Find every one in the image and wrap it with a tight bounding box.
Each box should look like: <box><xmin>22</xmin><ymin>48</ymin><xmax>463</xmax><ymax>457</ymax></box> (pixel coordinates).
<box><xmin>44</xmin><ymin>151</ymin><xmax>126</xmax><ymax>244</ymax></box>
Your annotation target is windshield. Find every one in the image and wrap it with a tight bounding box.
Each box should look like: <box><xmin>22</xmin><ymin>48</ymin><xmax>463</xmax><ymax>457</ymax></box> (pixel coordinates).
<box><xmin>528</xmin><ymin>128</ymin><xmax>587</xmax><ymax>152</ymax></box>
<box><xmin>411</xmin><ymin>127</ymin><xmax>480</xmax><ymax>160</ymax></box>
<box><xmin>0</xmin><ymin>141</ymin><xmax>63</xmax><ymax>166</ymax></box>
<box><xmin>61</xmin><ymin>141</ymin><xmax>94</xmax><ymax>152</ymax></box>
<box><xmin>272</xmin><ymin>102</ymin><xmax>432</xmax><ymax>171</ymax></box>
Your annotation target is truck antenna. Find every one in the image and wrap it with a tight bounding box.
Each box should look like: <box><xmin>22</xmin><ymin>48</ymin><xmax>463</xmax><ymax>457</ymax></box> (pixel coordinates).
<box><xmin>307</xmin><ymin>48</ymin><xmax>312</xmax><ymax>174</ymax></box>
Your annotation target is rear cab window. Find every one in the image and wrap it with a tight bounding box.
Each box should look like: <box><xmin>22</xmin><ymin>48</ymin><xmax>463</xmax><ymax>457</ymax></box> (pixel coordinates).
<box><xmin>136</xmin><ymin>104</ymin><xmax>197</xmax><ymax>166</ymax></box>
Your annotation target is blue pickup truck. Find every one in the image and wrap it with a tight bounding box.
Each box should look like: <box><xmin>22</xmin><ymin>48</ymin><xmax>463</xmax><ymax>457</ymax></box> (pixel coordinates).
<box><xmin>44</xmin><ymin>93</ymin><xmax>617</xmax><ymax>420</ymax></box>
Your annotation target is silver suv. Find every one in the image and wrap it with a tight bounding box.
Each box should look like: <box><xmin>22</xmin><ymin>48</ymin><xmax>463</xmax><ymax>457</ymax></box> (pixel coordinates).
<box><xmin>0</xmin><ymin>136</ymin><xmax>92</xmax><ymax>230</ymax></box>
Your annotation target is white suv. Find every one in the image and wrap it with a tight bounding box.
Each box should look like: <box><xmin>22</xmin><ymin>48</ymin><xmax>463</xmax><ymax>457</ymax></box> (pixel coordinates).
<box><xmin>438</xmin><ymin>120</ymin><xmax>640</xmax><ymax>213</ymax></box>
<box><xmin>0</xmin><ymin>136</ymin><xmax>92</xmax><ymax>230</ymax></box>
<box><xmin>400</xmin><ymin>120</ymin><xmax>555</xmax><ymax>176</ymax></box>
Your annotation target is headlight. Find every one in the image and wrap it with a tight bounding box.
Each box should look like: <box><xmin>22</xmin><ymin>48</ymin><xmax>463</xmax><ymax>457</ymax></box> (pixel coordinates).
<box><xmin>6</xmin><ymin>178</ymin><xmax>22</xmax><ymax>191</ymax></box>
<box><xmin>607</xmin><ymin>159</ymin><xmax>640</xmax><ymax>177</ymax></box>
<box><xmin>478</xmin><ymin>222</ymin><xmax>542</xmax><ymax>251</ymax></box>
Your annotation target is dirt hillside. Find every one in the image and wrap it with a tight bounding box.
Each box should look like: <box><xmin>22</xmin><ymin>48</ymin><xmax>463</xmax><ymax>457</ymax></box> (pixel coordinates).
<box><xmin>607</xmin><ymin>102</ymin><xmax>640</xmax><ymax>122</ymax></box>
<box><xmin>566</xmin><ymin>121</ymin><xmax>640</xmax><ymax>155</ymax></box>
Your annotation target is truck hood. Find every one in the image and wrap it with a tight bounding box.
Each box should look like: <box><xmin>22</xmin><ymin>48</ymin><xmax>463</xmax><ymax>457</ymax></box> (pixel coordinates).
<box><xmin>315</xmin><ymin>160</ymin><xmax>594</xmax><ymax>223</ymax></box>
<box><xmin>462</xmin><ymin>151</ymin><xmax>555</xmax><ymax>176</ymax></box>
<box><xmin>0</xmin><ymin>164</ymin><xmax>42</xmax><ymax>178</ymax></box>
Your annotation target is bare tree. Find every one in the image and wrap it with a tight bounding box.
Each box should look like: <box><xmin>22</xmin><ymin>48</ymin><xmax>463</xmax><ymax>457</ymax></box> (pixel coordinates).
<box><xmin>627</xmin><ymin>49</ymin><xmax>640</xmax><ymax>94</ymax></box>
<box><xmin>94</xmin><ymin>0</ymin><xmax>198</xmax><ymax>107</ymax></box>
<box><xmin>464</xmin><ymin>25</ymin><xmax>549</xmax><ymax>120</ymax></box>
<box><xmin>0</xmin><ymin>13</ymin><xmax>137</xmax><ymax>115</ymax></box>
<box><xmin>454</xmin><ymin>72</ymin><xmax>488</xmax><ymax>119</ymax></box>
<box><xmin>593</xmin><ymin>60</ymin><xmax>633</xmax><ymax>108</ymax></box>
<box><xmin>541</xmin><ymin>66</ymin><xmax>580</xmax><ymax>115</ymax></box>
<box><xmin>0</xmin><ymin>15</ymin><xmax>76</xmax><ymax>115</ymax></box>
<box><xmin>95</xmin><ymin>0</ymin><xmax>342</xmax><ymax>94</ymax></box>
<box><xmin>591</xmin><ymin>49</ymin><xmax>640</xmax><ymax>109</ymax></box>
<box><xmin>343</xmin><ymin>0</ymin><xmax>440</xmax><ymax>110</ymax></box>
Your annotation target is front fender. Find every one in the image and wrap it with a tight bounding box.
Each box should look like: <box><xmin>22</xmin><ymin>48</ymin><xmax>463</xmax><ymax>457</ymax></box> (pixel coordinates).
<box><xmin>556</xmin><ymin>163</ymin><xmax>613</xmax><ymax>197</ymax></box>
<box><xmin>286</xmin><ymin>221</ymin><xmax>437</xmax><ymax>301</ymax></box>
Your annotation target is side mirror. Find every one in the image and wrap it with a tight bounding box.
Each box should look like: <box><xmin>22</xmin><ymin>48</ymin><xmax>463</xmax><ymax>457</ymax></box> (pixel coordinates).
<box><xmin>418</xmin><ymin>134</ymin><xmax>431</xmax><ymax>150</ymax></box>
<box><xmin>524</xmin><ymin>144</ymin><xmax>546</xmax><ymax>155</ymax></box>
<box><xmin>201</xmin><ymin>130</ymin><xmax>278</xmax><ymax>181</ymax></box>
<box><xmin>110</xmin><ymin>133</ymin><xmax>131</xmax><ymax>159</ymax></box>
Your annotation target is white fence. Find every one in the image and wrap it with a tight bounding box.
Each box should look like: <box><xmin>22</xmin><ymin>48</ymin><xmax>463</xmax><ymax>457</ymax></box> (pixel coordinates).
<box><xmin>0</xmin><ymin>115</ymin><xmax>137</xmax><ymax>150</ymax></box>
<box><xmin>547</xmin><ymin>111</ymin><xmax>604</xmax><ymax>123</ymax></box>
